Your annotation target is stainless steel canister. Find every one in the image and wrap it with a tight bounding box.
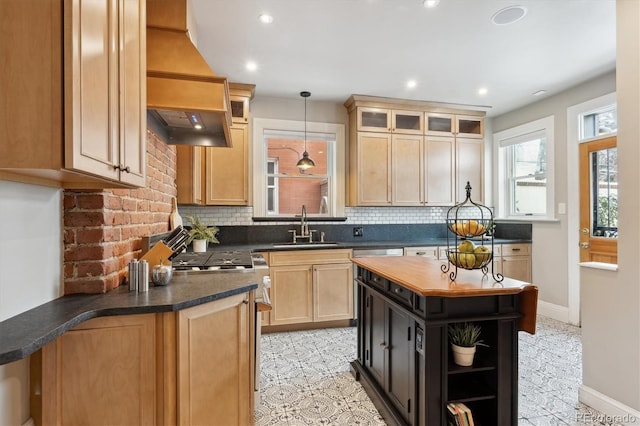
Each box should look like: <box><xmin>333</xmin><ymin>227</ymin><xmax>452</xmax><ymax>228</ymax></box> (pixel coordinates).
<box><xmin>138</xmin><ymin>260</ymin><xmax>149</xmax><ymax>292</ymax></box>
<box><xmin>128</xmin><ymin>259</ymin><xmax>139</xmax><ymax>292</ymax></box>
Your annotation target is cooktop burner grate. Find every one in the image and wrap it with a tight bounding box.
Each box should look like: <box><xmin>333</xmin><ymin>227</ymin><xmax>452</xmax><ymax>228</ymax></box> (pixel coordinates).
<box><xmin>171</xmin><ymin>251</ymin><xmax>254</xmax><ymax>270</ymax></box>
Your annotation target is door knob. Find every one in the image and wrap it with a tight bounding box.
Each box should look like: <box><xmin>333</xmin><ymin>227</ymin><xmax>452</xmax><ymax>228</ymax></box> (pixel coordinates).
<box><xmin>579</xmin><ymin>242</ymin><xmax>590</xmax><ymax>249</ymax></box>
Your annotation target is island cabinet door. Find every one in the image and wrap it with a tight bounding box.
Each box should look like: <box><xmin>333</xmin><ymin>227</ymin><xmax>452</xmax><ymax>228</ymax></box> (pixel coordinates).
<box><xmin>385</xmin><ymin>303</ymin><xmax>415</xmax><ymax>423</ymax></box>
<box><xmin>363</xmin><ymin>288</ymin><xmax>386</xmax><ymax>387</ymax></box>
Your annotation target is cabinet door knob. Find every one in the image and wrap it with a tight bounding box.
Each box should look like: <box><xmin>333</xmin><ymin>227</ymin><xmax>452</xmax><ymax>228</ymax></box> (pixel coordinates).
<box><xmin>243</xmin><ymin>298</ymin><xmax>249</xmax><ymax>304</ymax></box>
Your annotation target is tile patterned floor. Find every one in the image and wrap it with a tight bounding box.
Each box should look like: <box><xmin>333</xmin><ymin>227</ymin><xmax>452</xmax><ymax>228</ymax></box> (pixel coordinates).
<box><xmin>256</xmin><ymin>316</ymin><xmax>620</xmax><ymax>426</ymax></box>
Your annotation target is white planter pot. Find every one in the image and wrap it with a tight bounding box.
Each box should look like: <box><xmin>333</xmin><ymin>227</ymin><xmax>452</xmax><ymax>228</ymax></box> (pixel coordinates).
<box><xmin>192</xmin><ymin>239</ymin><xmax>207</xmax><ymax>253</ymax></box>
<box><xmin>451</xmin><ymin>343</ymin><xmax>476</xmax><ymax>366</ymax></box>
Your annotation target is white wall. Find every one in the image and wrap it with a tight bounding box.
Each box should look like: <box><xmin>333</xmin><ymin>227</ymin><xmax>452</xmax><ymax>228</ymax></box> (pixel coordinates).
<box><xmin>490</xmin><ymin>71</ymin><xmax>616</xmax><ymax>310</ymax></box>
<box><xmin>251</xmin><ymin>96</ymin><xmax>349</xmax><ymax>125</ymax></box>
<box><xmin>0</xmin><ymin>180</ymin><xmax>63</xmax><ymax>426</ymax></box>
<box><xmin>581</xmin><ymin>0</ymin><xmax>640</xmax><ymax>415</ymax></box>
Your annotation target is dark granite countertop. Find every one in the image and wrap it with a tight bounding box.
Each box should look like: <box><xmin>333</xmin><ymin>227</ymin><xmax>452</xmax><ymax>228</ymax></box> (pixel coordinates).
<box><xmin>0</xmin><ymin>271</ymin><xmax>259</xmax><ymax>366</ymax></box>
<box><xmin>213</xmin><ymin>237</ymin><xmax>531</xmax><ymax>253</ymax></box>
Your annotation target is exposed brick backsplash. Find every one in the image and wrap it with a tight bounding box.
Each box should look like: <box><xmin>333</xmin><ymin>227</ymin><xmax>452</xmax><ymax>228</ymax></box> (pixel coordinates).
<box><xmin>63</xmin><ymin>130</ymin><xmax>176</xmax><ymax>294</ymax></box>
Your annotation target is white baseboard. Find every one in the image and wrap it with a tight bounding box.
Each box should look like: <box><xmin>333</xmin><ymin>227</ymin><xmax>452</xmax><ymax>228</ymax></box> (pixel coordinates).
<box><xmin>22</xmin><ymin>418</ymin><xmax>35</xmax><ymax>426</ymax></box>
<box><xmin>579</xmin><ymin>385</ymin><xmax>640</xmax><ymax>425</ymax></box>
<box><xmin>537</xmin><ymin>300</ymin><xmax>569</xmax><ymax>323</ymax></box>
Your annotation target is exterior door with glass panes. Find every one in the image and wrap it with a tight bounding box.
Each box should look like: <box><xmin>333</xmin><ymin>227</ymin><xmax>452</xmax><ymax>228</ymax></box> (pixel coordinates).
<box><xmin>579</xmin><ymin>136</ymin><xmax>617</xmax><ymax>263</ymax></box>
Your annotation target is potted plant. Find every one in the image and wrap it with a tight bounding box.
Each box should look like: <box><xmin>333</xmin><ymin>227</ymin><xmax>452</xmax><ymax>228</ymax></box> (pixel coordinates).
<box><xmin>185</xmin><ymin>215</ymin><xmax>219</xmax><ymax>253</ymax></box>
<box><xmin>448</xmin><ymin>322</ymin><xmax>488</xmax><ymax>366</ymax></box>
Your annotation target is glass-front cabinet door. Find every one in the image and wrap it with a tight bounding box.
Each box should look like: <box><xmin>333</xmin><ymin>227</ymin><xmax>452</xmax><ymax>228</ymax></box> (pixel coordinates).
<box><xmin>425</xmin><ymin>113</ymin><xmax>454</xmax><ymax>136</ymax></box>
<box><xmin>230</xmin><ymin>95</ymin><xmax>249</xmax><ymax>124</ymax></box>
<box><xmin>357</xmin><ymin>107</ymin><xmax>391</xmax><ymax>132</ymax></box>
<box><xmin>426</xmin><ymin>113</ymin><xmax>484</xmax><ymax>139</ymax></box>
<box><xmin>456</xmin><ymin>115</ymin><xmax>484</xmax><ymax>138</ymax></box>
<box><xmin>391</xmin><ymin>110</ymin><xmax>423</xmax><ymax>134</ymax></box>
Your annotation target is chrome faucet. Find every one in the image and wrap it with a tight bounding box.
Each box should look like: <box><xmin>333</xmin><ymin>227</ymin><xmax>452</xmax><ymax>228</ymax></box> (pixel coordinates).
<box><xmin>301</xmin><ymin>204</ymin><xmax>309</xmax><ymax>237</ymax></box>
<box><xmin>288</xmin><ymin>204</ymin><xmax>315</xmax><ymax>243</ymax></box>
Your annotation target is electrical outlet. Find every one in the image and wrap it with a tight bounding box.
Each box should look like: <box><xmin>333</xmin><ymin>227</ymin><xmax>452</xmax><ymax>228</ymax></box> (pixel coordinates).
<box><xmin>353</xmin><ymin>226</ymin><xmax>364</xmax><ymax>237</ymax></box>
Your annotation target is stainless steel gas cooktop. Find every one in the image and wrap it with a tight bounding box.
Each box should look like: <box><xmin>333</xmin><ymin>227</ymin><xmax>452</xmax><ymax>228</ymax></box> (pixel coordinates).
<box><xmin>171</xmin><ymin>250</ymin><xmax>256</xmax><ymax>271</ymax></box>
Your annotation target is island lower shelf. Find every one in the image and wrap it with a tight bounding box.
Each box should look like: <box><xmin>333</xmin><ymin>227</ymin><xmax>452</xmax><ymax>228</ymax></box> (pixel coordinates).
<box><xmin>351</xmin><ymin>257</ymin><xmax>538</xmax><ymax>426</ymax></box>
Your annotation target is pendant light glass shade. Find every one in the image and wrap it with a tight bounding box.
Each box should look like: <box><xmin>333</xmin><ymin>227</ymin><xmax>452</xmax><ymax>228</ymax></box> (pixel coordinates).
<box><xmin>296</xmin><ymin>91</ymin><xmax>315</xmax><ymax>170</ymax></box>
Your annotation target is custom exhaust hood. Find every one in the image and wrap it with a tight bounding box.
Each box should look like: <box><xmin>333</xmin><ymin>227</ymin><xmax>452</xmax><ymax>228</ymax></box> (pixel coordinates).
<box><xmin>146</xmin><ymin>0</ymin><xmax>232</xmax><ymax>147</ymax></box>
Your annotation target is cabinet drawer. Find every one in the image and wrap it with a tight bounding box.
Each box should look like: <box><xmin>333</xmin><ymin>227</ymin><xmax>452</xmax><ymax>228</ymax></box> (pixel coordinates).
<box><xmin>367</xmin><ymin>273</ymin><xmax>389</xmax><ymax>291</ymax></box>
<box><xmin>269</xmin><ymin>249</ymin><xmax>352</xmax><ymax>266</ymax></box>
<box><xmin>500</xmin><ymin>243</ymin><xmax>530</xmax><ymax>256</ymax></box>
<box><xmin>404</xmin><ymin>247</ymin><xmax>438</xmax><ymax>258</ymax></box>
<box><xmin>389</xmin><ymin>282</ymin><xmax>413</xmax><ymax>308</ymax></box>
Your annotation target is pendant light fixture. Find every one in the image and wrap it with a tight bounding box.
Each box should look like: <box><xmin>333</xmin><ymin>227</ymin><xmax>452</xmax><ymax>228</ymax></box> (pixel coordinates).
<box><xmin>296</xmin><ymin>91</ymin><xmax>315</xmax><ymax>170</ymax></box>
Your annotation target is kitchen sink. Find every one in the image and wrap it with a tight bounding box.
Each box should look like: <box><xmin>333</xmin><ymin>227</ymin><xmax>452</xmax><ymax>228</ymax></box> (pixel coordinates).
<box><xmin>272</xmin><ymin>242</ymin><xmax>339</xmax><ymax>248</ymax></box>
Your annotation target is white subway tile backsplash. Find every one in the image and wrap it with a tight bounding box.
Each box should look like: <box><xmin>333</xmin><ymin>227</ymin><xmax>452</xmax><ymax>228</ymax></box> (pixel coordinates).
<box><xmin>177</xmin><ymin>205</ymin><xmax>455</xmax><ymax>226</ymax></box>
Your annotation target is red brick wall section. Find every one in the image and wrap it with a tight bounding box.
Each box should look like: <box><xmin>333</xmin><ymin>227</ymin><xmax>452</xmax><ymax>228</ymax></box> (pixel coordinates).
<box><xmin>63</xmin><ymin>130</ymin><xmax>177</xmax><ymax>294</ymax></box>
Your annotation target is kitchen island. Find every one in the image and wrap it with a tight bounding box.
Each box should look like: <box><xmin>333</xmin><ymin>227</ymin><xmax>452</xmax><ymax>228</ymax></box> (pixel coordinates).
<box><xmin>0</xmin><ymin>270</ymin><xmax>260</xmax><ymax>425</ymax></box>
<box><xmin>352</xmin><ymin>256</ymin><xmax>537</xmax><ymax>426</ymax></box>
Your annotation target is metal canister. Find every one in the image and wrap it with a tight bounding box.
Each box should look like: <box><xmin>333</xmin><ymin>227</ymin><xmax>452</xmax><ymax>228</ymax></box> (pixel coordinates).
<box><xmin>128</xmin><ymin>259</ymin><xmax>139</xmax><ymax>292</ymax></box>
<box><xmin>138</xmin><ymin>260</ymin><xmax>149</xmax><ymax>292</ymax></box>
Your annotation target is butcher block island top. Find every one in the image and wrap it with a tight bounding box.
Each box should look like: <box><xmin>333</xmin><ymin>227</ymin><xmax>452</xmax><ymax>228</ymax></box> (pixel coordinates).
<box><xmin>352</xmin><ymin>256</ymin><xmax>533</xmax><ymax>297</ymax></box>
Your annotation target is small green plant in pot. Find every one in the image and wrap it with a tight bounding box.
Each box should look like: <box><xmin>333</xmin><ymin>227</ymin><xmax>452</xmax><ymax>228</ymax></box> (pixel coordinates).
<box><xmin>448</xmin><ymin>322</ymin><xmax>488</xmax><ymax>366</ymax></box>
<box><xmin>185</xmin><ymin>215</ymin><xmax>219</xmax><ymax>252</ymax></box>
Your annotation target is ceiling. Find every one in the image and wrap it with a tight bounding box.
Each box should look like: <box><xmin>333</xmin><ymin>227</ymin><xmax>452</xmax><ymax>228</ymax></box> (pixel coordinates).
<box><xmin>190</xmin><ymin>0</ymin><xmax>616</xmax><ymax>117</ymax></box>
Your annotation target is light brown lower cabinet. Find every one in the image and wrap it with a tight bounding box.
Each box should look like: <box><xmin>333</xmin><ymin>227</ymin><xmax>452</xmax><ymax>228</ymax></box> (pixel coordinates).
<box><xmin>267</xmin><ymin>249</ymin><xmax>354</xmax><ymax>327</ymax></box>
<box><xmin>31</xmin><ymin>293</ymin><xmax>254</xmax><ymax>426</ymax></box>
<box><xmin>177</xmin><ymin>293</ymin><xmax>252</xmax><ymax>426</ymax></box>
<box><xmin>493</xmin><ymin>243</ymin><xmax>532</xmax><ymax>283</ymax></box>
<box><xmin>31</xmin><ymin>314</ymin><xmax>157</xmax><ymax>426</ymax></box>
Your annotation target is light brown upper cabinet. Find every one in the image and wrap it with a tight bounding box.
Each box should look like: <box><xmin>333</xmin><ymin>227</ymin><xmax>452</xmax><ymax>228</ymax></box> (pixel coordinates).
<box><xmin>351</xmin><ymin>132</ymin><xmax>393</xmax><ymax>206</ymax></box>
<box><xmin>176</xmin><ymin>145</ymin><xmax>204</xmax><ymax>205</ymax></box>
<box><xmin>345</xmin><ymin>95</ymin><xmax>485</xmax><ymax>206</ymax></box>
<box><xmin>391</xmin><ymin>134</ymin><xmax>424</xmax><ymax>206</ymax></box>
<box><xmin>456</xmin><ymin>137</ymin><xmax>484</xmax><ymax>203</ymax></box>
<box><xmin>424</xmin><ymin>136</ymin><xmax>456</xmax><ymax>205</ymax></box>
<box><xmin>357</xmin><ymin>108</ymin><xmax>423</xmax><ymax>134</ymax></box>
<box><xmin>205</xmin><ymin>125</ymin><xmax>249</xmax><ymax>205</ymax></box>
<box><xmin>425</xmin><ymin>113</ymin><xmax>484</xmax><ymax>139</ymax></box>
<box><xmin>0</xmin><ymin>0</ymin><xmax>146</xmax><ymax>188</ymax></box>
<box><xmin>176</xmin><ymin>83</ymin><xmax>254</xmax><ymax>205</ymax></box>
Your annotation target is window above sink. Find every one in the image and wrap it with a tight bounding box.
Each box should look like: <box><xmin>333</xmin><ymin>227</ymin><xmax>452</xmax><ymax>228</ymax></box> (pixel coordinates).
<box><xmin>252</xmin><ymin>118</ymin><xmax>346</xmax><ymax>219</ymax></box>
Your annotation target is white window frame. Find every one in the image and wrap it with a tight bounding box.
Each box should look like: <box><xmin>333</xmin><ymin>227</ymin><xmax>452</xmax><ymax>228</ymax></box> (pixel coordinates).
<box><xmin>252</xmin><ymin>118</ymin><xmax>346</xmax><ymax>218</ymax></box>
<box><xmin>566</xmin><ymin>92</ymin><xmax>616</xmax><ymax>326</ymax></box>
<box><xmin>578</xmin><ymin>104</ymin><xmax>618</xmax><ymax>142</ymax></box>
<box><xmin>266</xmin><ymin>157</ymin><xmax>279</xmax><ymax>215</ymax></box>
<box><xmin>493</xmin><ymin>116</ymin><xmax>555</xmax><ymax>220</ymax></box>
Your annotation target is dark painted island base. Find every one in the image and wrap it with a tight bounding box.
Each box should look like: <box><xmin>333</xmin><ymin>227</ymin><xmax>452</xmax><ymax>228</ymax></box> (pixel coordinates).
<box><xmin>350</xmin><ymin>260</ymin><xmax>538</xmax><ymax>426</ymax></box>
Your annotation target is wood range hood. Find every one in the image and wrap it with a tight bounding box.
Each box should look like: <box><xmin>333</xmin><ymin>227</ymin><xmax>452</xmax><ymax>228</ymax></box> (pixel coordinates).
<box><xmin>146</xmin><ymin>0</ymin><xmax>232</xmax><ymax>147</ymax></box>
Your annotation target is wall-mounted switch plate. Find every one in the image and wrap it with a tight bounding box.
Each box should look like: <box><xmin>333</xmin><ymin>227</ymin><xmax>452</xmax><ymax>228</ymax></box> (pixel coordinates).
<box><xmin>353</xmin><ymin>226</ymin><xmax>364</xmax><ymax>237</ymax></box>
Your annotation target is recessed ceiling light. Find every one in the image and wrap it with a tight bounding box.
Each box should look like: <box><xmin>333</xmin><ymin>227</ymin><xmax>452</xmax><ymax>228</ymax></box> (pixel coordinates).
<box><xmin>491</xmin><ymin>5</ymin><xmax>527</xmax><ymax>26</ymax></box>
<box><xmin>246</xmin><ymin>61</ymin><xmax>258</xmax><ymax>72</ymax></box>
<box><xmin>423</xmin><ymin>0</ymin><xmax>440</xmax><ymax>8</ymax></box>
<box><xmin>532</xmin><ymin>90</ymin><xmax>547</xmax><ymax>97</ymax></box>
<box><xmin>259</xmin><ymin>14</ymin><xmax>273</xmax><ymax>24</ymax></box>
<box><xmin>478</xmin><ymin>87</ymin><xmax>488</xmax><ymax>96</ymax></box>
<box><xmin>406</xmin><ymin>80</ymin><xmax>417</xmax><ymax>89</ymax></box>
